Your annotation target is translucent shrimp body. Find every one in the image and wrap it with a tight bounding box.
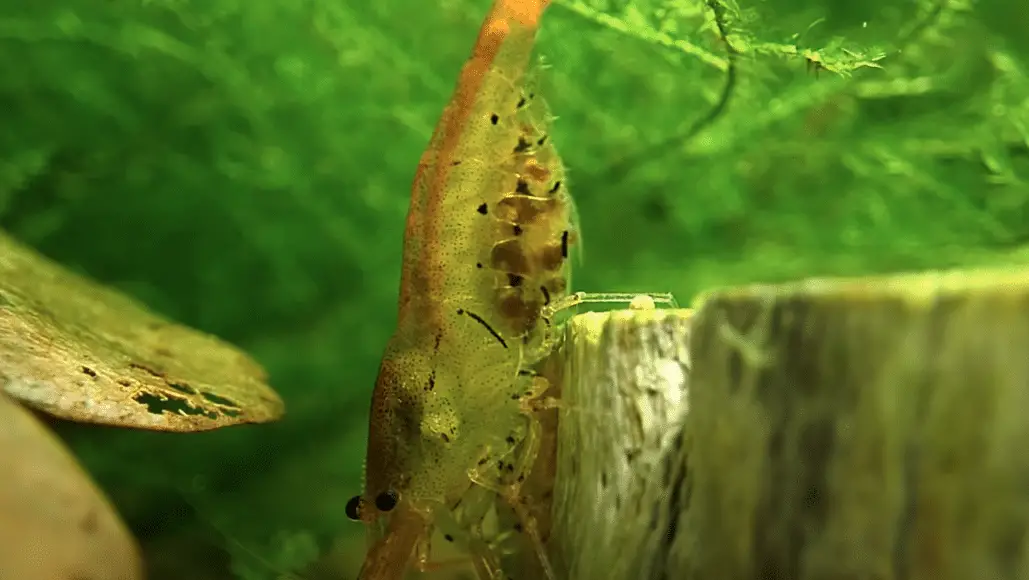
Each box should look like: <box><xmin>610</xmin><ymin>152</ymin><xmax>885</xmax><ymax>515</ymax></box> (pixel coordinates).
<box><xmin>347</xmin><ymin>1</ymin><xmax>573</xmax><ymax>578</ymax></box>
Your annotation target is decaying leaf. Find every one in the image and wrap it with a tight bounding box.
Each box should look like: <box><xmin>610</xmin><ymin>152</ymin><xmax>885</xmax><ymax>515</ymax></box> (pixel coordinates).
<box><xmin>0</xmin><ymin>391</ymin><xmax>144</xmax><ymax>580</ymax></box>
<box><xmin>0</xmin><ymin>231</ymin><xmax>285</xmax><ymax>431</ymax></box>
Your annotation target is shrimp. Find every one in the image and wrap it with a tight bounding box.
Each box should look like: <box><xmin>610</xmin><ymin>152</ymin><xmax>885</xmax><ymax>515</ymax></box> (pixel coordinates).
<box><xmin>343</xmin><ymin>1</ymin><xmax>681</xmax><ymax>577</ymax></box>
<box><xmin>345</xmin><ymin>0</ymin><xmax>570</xmax><ymax>578</ymax></box>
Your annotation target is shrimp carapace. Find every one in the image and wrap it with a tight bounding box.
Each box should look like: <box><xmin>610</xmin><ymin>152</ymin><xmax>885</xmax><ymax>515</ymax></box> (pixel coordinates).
<box><xmin>347</xmin><ymin>0</ymin><xmax>571</xmax><ymax>578</ymax></box>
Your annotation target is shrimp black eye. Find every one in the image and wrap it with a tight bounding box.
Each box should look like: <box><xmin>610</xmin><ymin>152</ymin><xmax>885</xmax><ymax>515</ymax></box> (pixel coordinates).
<box><xmin>345</xmin><ymin>495</ymin><xmax>364</xmax><ymax>521</ymax></box>
<box><xmin>375</xmin><ymin>489</ymin><xmax>399</xmax><ymax>512</ymax></box>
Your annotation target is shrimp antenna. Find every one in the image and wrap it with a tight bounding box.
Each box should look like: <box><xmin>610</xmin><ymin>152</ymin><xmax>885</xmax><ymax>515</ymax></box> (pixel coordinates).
<box><xmin>176</xmin><ymin>488</ymin><xmax>310</xmax><ymax>580</ymax></box>
<box><xmin>596</xmin><ymin>0</ymin><xmax>738</xmax><ymax>184</ymax></box>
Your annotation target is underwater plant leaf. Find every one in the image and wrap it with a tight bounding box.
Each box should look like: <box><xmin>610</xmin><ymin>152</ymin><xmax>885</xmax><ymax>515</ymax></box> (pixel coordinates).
<box><xmin>553</xmin><ymin>0</ymin><xmax>730</xmax><ymax>71</ymax></box>
<box><xmin>551</xmin><ymin>0</ymin><xmax>891</xmax><ymax>76</ymax></box>
<box><xmin>0</xmin><ymin>391</ymin><xmax>143</xmax><ymax>580</ymax></box>
<box><xmin>0</xmin><ymin>230</ymin><xmax>284</xmax><ymax>431</ymax></box>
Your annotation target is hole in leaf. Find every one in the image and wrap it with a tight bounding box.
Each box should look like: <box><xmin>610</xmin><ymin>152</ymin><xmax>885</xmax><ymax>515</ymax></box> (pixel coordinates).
<box><xmin>134</xmin><ymin>392</ymin><xmax>216</xmax><ymax>419</ymax></box>
<box><xmin>201</xmin><ymin>391</ymin><xmax>240</xmax><ymax>408</ymax></box>
<box><xmin>168</xmin><ymin>382</ymin><xmax>198</xmax><ymax>395</ymax></box>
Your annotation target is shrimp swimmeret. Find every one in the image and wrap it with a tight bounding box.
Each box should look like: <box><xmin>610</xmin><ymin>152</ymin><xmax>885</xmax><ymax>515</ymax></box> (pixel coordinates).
<box><xmin>344</xmin><ymin>1</ymin><xmax>676</xmax><ymax>578</ymax></box>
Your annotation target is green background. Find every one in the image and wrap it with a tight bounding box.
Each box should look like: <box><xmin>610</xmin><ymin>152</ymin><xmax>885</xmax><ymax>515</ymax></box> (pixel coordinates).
<box><xmin>1</xmin><ymin>0</ymin><xmax>1026</xmax><ymax>578</ymax></box>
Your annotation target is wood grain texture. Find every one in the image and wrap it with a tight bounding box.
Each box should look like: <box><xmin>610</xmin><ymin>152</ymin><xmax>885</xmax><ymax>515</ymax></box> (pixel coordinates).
<box><xmin>551</xmin><ymin>308</ymin><xmax>692</xmax><ymax>580</ymax></box>
<box><xmin>684</xmin><ymin>268</ymin><xmax>1029</xmax><ymax>580</ymax></box>
<box><xmin>548</xmin><ymin>267</ymin><xmax>1029</xmax><ymax>580</ymax></box>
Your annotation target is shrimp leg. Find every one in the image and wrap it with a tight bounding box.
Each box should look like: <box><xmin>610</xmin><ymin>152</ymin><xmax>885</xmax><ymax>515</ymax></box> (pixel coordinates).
<box><xmin>543</xmin><ymin>291</ymin><xmax>680</xmax><ymax>320</ymax></box>
<box><xmin>468</xmin><ymin>400</ymin><xmax>556</xmax><ymax>580</ymax></box>
<box><xmin>418</xmin><ymin>486</ymin><xmax>513</xmax><ymax>579</ymax></box>
<box><xmin>464</xmin><ymin>538</ymin><xmax>507</xmax><ymax>580</ymax></box>
<box><xmin>412</xmin><ymin>538</ymin><xmax>473</xmax><ymax>574</ymax></box>
<box><xmin>413</xmin><ymin>552</ymin><xmax>501</xmax><ymax>579</ymax></box>
<box><xmin>408</xmin><ymin>513</ymin><xmax>505</xmax><ymax>579</ymax></box>
<box><xmin>535</xmin><ymin>291</ymin><xmax>679</xmax><ymax>352</ymax></box>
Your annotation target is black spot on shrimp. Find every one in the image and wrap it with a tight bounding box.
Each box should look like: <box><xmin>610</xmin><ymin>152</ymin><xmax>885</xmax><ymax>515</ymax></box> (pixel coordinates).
<box><xmin>457</xmin><ymin>308</ymin><xmax>508</xmax><ymax>348</ymax></box>
<box><xmin>515</xmin><ymin>178</ymin><xmax>531</xmax><ymax>195</ymax></box>
<box><xmin>514</xmin><ymin>136</ymin><xmax>532</xmax><ymax>154</ymax></box>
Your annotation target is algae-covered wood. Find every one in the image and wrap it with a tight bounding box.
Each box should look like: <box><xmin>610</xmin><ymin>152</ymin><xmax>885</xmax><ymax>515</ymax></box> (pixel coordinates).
<box><xmin>551</xmin><ymin>308</ymin><xmax>692</xmax><ymax>580</ymax></box>
<box><xmin>684</xmin><ymin>268</ymin><xmax>1029</xmax><ymax>580</ymax></box>
<box><xmin>0</xmin><ymin>231</ymin><xmax>284</xmax><ymax>431</ymax></box>
<box><xmin>550</xmin><ymin>269</ymin><xmax>1029</xmax><ymax>580</ymax></box>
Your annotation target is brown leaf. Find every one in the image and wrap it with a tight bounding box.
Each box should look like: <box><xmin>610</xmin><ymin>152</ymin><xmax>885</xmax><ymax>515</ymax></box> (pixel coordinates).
<box><xmin>0</xmin><ymin>391</ymin><xmax>144</xmax><ymax>580</ymax></box>
<box><xmin>0</xmin><ymin>231</ymin><xmax>285</xmax><ymax>431</ymax></box>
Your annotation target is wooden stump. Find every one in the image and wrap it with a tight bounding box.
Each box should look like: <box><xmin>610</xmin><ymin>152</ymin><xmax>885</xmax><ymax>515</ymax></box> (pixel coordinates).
<box><xmin>550</xmin><ymin>308</ymin><xmax>692</xmax><ymax>580</ymax></box>
<box><xmin>686</xmin><ymin>269</ymin><xmax>1029</xmax><ymax>580</ymax></box>
<box><xmin>550</xmin><ymin>268</ymin><xmax>1029</xmax><ymax>580</ymax></box>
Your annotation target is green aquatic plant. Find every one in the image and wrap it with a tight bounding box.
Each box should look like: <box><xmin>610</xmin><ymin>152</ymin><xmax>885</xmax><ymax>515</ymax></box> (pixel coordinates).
<box><xmin>1</xmin><ymin>0</ymin><xmax>1027</xmax><ymax>578</ymax></box>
